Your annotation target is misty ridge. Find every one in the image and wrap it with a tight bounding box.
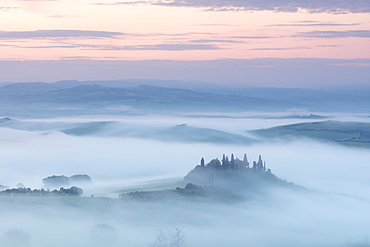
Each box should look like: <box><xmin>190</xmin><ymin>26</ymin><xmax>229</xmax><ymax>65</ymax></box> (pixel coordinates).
<box><xmin>0</xmin><ymin>80</ymin><xmax>370</xmax><ymax>247</ymax></box>
<box><xmin>1</xmin><ymin>79</ymin><xmax>370</xmax><ymax>117</ymax></box>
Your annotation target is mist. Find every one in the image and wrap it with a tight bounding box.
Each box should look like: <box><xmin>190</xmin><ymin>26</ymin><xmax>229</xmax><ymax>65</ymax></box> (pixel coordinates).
<box><xmin>0</xmin><ymin>114</ymin><xmax>369</xmax><ymax>247</ymax></box>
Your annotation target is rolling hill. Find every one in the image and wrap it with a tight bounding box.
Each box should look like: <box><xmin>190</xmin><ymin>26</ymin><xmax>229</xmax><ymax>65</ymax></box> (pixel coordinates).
<box><xmin>250</xmin><ymin>120</ymin><xmax>370</xmax><ymax>148</ymax></box>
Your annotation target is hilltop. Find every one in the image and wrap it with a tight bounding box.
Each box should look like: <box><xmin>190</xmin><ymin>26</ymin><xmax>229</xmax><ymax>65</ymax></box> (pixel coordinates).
<box><xmin>120</xmin><ymin>154</ymin><xmax>301</xmax><ymax>202</ymax></box>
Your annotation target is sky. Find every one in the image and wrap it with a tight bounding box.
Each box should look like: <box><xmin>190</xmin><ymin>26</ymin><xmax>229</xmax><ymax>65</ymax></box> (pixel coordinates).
<box><xmin>0</xmin><ymin>0</ymin><xmax>369</xmax><ymax>87</ymax></box>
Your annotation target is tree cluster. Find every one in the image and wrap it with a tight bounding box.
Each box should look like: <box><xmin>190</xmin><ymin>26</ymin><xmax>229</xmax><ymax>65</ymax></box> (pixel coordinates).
<box><xmin>0</xmin><ymin>186</ymin><xmax>83</xmax><ymax>196</ymax></box>
<box><xmin>42</xmin><ymin>174</ymin><xmax>91</xmax><ymax>188</ymax></box>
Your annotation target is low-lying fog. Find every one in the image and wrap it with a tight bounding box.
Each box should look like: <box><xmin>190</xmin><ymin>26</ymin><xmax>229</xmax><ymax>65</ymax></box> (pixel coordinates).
<box><xmin>0</xmin><ymin>113</ymin><xmax>369</xmax><ymax>247</ymax></box>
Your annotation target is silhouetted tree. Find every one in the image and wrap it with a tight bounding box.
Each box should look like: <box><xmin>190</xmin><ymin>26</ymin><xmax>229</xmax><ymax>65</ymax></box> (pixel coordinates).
<box><xmin>230</xmin><ymin>154</ymin><xmax>235</xmax><ymax>169</ymax></box>
<box><xmin>16</xmin><ymin>183</ymin><xmax>24</xmax><ymax>188</ymax></box>
<box><xmin>207</xmin><ymin>159</ymin><xmax>221</xmax><ymax>169</ymax></box>
<box><xmin>184</xmin><ymin>183</ymin><xmax>198</xmax><ymax>191</ymax></box>
<box><xmin>42</xmin><ymin>175</ymin><xmax>69</xmax><ymax>188</ymax></box>
<box><xmin>223</xmin><ymin>156</ymin><xmax>230</xmax><ymax>170</ymax></box>
<box><xmin>57</xmin><ymin>186</ymin><xmax>83</xmax><ymax>196</ymax></box>
<box><xmin>243</xmin><ymin>154</ymin><xmax>248</xmax><ymax>163</ymax></box>
<box><xmin>69</xmin><ymin>174</ymin><xmax>92</xmax><ymax>185</ymax></box>
<box><xmin>152</xmin><ymin>229</ymin><xmax>186</xmax><ymax>247</ymax></box>
<box><xmin>0</xmin><ymin>186</ymin><xmax>83</xmax><ymax>196</ymax></box>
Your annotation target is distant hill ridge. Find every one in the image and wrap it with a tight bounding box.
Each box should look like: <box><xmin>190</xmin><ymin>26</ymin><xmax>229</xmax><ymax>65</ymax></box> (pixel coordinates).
<box><xmin>1</xmin><ymin>79</ymin><xmax>370</xmax><ymax>116</ymax></box>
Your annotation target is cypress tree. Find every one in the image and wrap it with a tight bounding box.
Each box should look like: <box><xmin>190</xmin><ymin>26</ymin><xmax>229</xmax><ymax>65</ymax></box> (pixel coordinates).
<box><xmin>243</xmin><ymin>154</ymin><xmax>248</xmax><ymax>163</ymax></box>
<box><xmin>221</xmin><ymin>154</ymin><xmax>226</xmax><ymax>169</ymax></box>
<box><xmin>224</xmin><ymin>156</ymin><xmax>230</xmax><ymax>170</ymax></box>
<box><xmin>230</xmin><ymin>153</ymin><xmax>235</xmax><ymax>169</ymax></box>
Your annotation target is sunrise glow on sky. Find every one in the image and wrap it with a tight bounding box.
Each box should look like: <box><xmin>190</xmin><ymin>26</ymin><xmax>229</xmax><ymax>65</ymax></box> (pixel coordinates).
<box><xmin>0</xmin><ymin>0</ymin><xmax>369</xmax><ymax>87</ymax></box>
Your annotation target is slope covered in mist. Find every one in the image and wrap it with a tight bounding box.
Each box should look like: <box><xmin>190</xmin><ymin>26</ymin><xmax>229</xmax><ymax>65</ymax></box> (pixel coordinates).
<box><xmin>1</xmin><ymin>114</ymin><xmax>370</xmax><ymax>247</ymax></box>
<box><xmin>0</xmin><ymin>118</ymin><xmax>258</xmax><ymax>145</ymax></box>
<box><xmin>251</xmin><ymin>120</ymin><xmax>370</xmax><ymax>148</ymax></box>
